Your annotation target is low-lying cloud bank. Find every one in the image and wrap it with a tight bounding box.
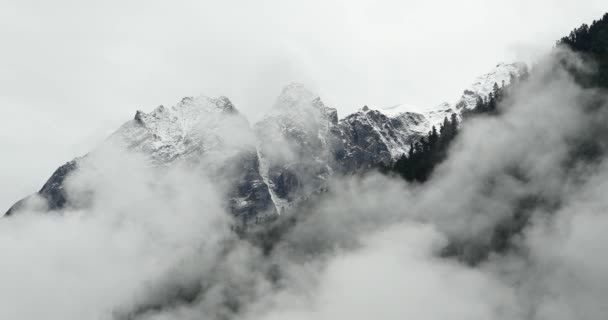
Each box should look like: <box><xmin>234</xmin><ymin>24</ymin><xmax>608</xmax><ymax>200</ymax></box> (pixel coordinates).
<box><xmin>2</xmin><ymin>48</ymin><xmax>608</xmax><ymax>320</ymax></box>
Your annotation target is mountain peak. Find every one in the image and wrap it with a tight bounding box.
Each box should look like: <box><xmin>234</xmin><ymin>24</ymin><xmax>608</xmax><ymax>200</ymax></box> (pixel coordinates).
<box><xmin>366</xmin><ymin>62</ymin><xmax>528</xmax><ymax>131</ymax></box>
<box><xmin>274</xmin><ymin>83</ymin><xmax>317</xmax><ymax>109</ymax></box>
<box><xmin>121</xmin><ymin>94</ymin><xmax>248</xmax><ymax>164</ymax></box>
<box><xmin>133</xmin><ymin>95</ymin><xmax>238</xmax><ymax>126</ymax></box>
<box><xmin>212</xmin><ymin>96</ymin><xmax>237</xmax><ymax>113</ymax></box>
<box><xmin>456</xmin><ymin>61</ymin><xmax>527</xmax><ymax>111</ymax></box>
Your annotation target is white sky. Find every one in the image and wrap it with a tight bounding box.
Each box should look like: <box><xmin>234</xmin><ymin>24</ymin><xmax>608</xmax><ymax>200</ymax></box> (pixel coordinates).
<box><xmin>0</xmin><ymin>0</ymin><xmax>605</xmax><ymax>210</ymax></box>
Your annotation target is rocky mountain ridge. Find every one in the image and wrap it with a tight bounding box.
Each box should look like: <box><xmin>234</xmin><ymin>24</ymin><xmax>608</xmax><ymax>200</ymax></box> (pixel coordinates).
<box><xmin>5</xmin><ymin>62</ymin><xmax>527</xmax><ymax>219</ymax></box>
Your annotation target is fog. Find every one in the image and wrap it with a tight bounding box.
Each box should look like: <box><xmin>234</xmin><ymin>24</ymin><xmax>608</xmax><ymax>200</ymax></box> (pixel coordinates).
<box><xmin>1</xmin><ymin>47</ymin><xmax>608</xmax><ymax>320</ymax></box>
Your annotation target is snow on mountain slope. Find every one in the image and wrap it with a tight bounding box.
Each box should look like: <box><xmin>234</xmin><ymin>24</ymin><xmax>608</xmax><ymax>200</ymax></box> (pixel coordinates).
<box><xmin>115</xmin><ymin>95</ymin><xmax>276</xmax><ymax>219</ymax></box>
<box><xmin>366</xmin><ymin>63</ymin><xmax>528</xmax><ymax>136</ymax></box>
<box><xmin>254</xmin><ymin>83</ymin><xmax>338</xmax><ymax>213</ymax></box>
<box><xmin>456</xmin><ymin>62</ymin><xmax>528</xmax><ymax>110</ymax></box>
<box><xmin>256</xmin><ymin>83</ymin><xmax>337</xmax><ymax>165</ymax></box>
<box><xmin>5</xmin><ymin>95</ymin><xmax>277</xmax><ymax>220</ymax></box>
<box><xmin>335</xmin><ymin>106</ymin><xmax>427</xmax><ymax>170</ymax></box>
<box><xmin>421</xmin><ymin>102</ymin><xmax>455</xmax><ymax>131</ymax></box>
<box><xmin>407</xmin><ymin>62</ymin><xmax>528</xmax><ymax>130</ymax></box>
<box><xmin>251</xmin><ymin>84</ymin><xmax>433</xmax><ymax>213</ymax></box>
<box><xmin>113</xmin><ymin>95</ymin><xmax>254</xmax><ymax>165</ymax></box>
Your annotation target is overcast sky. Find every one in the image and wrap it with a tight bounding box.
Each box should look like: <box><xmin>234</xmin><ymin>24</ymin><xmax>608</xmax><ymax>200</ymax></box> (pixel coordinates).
<box><xmin>0</xmin><ymin>0</ymin><xmax>605</xmax><ymax>210</ymax></box>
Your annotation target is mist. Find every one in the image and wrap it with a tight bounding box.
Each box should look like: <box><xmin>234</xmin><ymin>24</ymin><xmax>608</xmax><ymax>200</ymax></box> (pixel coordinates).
<box><xmin>1</xmin><ymin>45</ymin><xmax>608</xmax><ymax>320</ymax></box>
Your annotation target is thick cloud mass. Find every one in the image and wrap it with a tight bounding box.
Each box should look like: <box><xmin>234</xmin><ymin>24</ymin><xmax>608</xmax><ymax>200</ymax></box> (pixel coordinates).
<box><xmin>2</xmin><ymin>49</ymin><xmax>608</xmax><ymax>320</ymax></box>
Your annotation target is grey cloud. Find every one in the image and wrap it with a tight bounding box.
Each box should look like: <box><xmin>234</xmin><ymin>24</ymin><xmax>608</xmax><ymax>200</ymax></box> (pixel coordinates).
<box><xmin>2</xmin><ymin>3</ymin><xmax>608</xmax><ymax>318</ymax></box>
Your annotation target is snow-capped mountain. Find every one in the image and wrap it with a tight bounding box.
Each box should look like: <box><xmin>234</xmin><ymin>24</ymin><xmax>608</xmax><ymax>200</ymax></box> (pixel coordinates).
<box><xmin>335</xmin><ymin>106</ymin><xmax>427</xmax><ymax>170</ymax></box>
<box><xmin>254</xmin><ymin>83</ymin><xmax>338</xmax><ymax>214</ymax></box>
<box><xmin>364</xmin><ymin>62</ymin><xmax>528</xmax><ymax>135</ymax></box>
<box><xmin>456</xmin><ymin>62</ymin><xmax>528</xmax><ymax>110</ymax></box>
<box><xmin>422</xmin><ymin>62</ymin><xmax>528</xmax><ymax>129</ymax></box>
<box><xmin>6</xmin><ymin>95</ymin><xmax>278</xmax><ymax>220</ymax></box>
<box><xmin>5</xmin><ymin>62</ymin><xmax>527</xmax><ymax>220</ymax></box>
<box><xmin>116</xmin><ymin>95</ymin><xmax>251</xmax><ymax>164</ymax></box>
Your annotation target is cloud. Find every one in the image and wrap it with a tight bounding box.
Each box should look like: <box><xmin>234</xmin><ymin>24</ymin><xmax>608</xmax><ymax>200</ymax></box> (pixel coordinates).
<box><xmin>0</xmin><ymin>143</ymin><xmax>234</xmax><ymax>319</ymax></box>
<box><xmin>2</xmin><ymin>46</ymin><xmax>608</xmax><ymax>320</ymax></box>
<box><xmin>243</xmin><ymin>223</ymin><xmax>520</xmax><ymax>320</ymax></box>
<box><xmin>229</xmin><ymin>47</ymin><xmax>608</xmax><ymax>320</ymax></box>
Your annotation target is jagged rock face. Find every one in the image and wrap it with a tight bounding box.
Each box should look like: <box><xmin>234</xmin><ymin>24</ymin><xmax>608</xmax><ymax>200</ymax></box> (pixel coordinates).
<box><xmin>6</xmin><ymin>86</ymin><xmax>421</xmax><ymax>219</ymax></box>
<box><xmin>120</xmin><ymin>95</ymin><xmax>277</xmax><ymax>219</ymax></box>
<box><xmin>6</xmin><ymin>96</ymin><xmax>277</xmax><ymax>220</ymax></box>
<box><xmin>254</xmin><ymin>84</ymin><xmax>338</xmax><ymax>213</ymax></box>
<box><xmin>116</xmin><ymin>95</ymin><xmax>251</xmax><ymax>164</ymax></box>
<box><xmin>6</xmin><ymin>62</ymin><xmax>527</xmax><ymax>219</ymax></box>
<box><xmin>5</xmin><ymin>160</ymin><xmax>78</xmax><ymax>216</ymax></box>
<box><xmin>223</xmin><ymin>151</ymin><xmax>276</xmax><ymax>220</ymax></box>
<box><xmin>335</xmin><ymin>109</ymin><xmax>428</xmax><ymax>171</ymax></box>
<box><xmin>253</xmin><ymin>84</ymin><xmax>430</xmax><ymax>213</ymax></box>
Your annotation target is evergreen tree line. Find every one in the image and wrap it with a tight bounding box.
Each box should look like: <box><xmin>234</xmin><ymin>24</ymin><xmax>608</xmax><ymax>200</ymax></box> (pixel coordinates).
<box><xmin>462</xmin><ymin>77</ymin><xmax>520</xmax><ymax>117</ymax></box>
<box><xmin>383</xmin><ymin>114</ymin><xmax>458</xmax><ymax>182</ymax></box>
<box><xmin>382</xmin><ymin>80</ymin><xmax>515</xmax><ymax>183</ymax></box>
<box><xmin>382</xmin><ymin>12</ymin><xmax>608</xmax><ymax>184</ymax></box>
<box><xmin>557</xmin><ymin>13</ymin><xmax>608</xmax><ymax>88</ymax></box>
